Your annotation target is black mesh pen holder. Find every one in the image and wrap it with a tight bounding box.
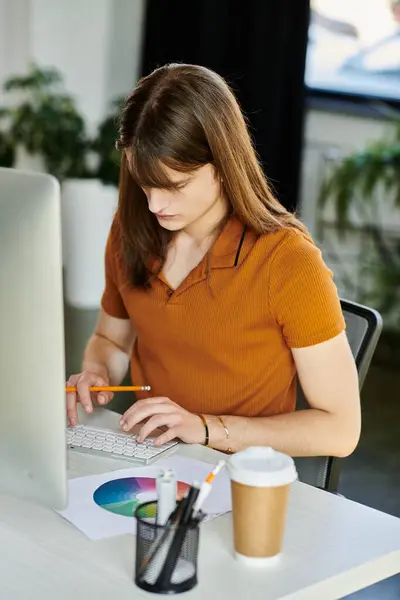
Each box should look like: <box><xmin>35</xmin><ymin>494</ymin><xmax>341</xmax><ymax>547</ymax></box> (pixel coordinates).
<box><xmin>134</xmin><ymin>501</ymin><xmax>200</xmax><ymax>595</ymax></box>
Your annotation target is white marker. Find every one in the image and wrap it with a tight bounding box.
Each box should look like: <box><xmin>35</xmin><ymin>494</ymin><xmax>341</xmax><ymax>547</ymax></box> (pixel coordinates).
<box><xmin>192</xmin><ymin>460</ymin><xmax>226</xmax><ymax>516</ymax></box>
<box><xmin>156</xmin><ymin>469</ymin><xmax>177</xmax><ymax>526</ymax></box>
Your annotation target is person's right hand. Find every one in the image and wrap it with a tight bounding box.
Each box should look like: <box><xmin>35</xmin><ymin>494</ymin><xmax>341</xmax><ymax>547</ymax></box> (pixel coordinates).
<box><xmin>66</xmin><ymin>370</ymin><xmax>114</xmax><ymax>427</ymax></box>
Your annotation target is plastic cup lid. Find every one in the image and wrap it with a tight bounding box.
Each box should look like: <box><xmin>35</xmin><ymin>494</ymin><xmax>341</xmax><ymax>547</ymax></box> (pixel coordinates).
<box><xmin>228</xmin><ymin>446</ymin><xmax>298</xmax><ymax>488</ymax></box>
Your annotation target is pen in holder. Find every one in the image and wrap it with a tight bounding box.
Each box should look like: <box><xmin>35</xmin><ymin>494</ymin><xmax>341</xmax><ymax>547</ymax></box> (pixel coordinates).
<box><xmin>134</xmin><ymin>500</ymin><xmax>201</xmax><ymax>595</ymax></box>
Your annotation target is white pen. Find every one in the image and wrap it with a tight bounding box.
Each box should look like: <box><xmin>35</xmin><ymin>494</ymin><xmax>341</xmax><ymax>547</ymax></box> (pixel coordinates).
<box><xmin>192</xmin><ymin>460</ymin><xmax>226</xmax><ymax>516</ymax></box>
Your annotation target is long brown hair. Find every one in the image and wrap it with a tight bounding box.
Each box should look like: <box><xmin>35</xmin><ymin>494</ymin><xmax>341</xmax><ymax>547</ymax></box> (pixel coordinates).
<box><xmin>115</xmin><ymin>63</ymin><xmax>309</xmax><ymax>288</ymax></box>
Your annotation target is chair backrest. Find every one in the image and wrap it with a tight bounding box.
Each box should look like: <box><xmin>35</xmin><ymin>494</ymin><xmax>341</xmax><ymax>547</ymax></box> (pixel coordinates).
<box><xmin>294</xmin><ymin>298</ymin><xmax>383</xmax><ymax>491</ymax></box>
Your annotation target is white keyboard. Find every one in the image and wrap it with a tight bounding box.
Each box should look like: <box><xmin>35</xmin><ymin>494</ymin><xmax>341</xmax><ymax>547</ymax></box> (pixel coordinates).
<box><xmin>66</xmin><ymin>425</ymin><xmax>179</xmax><ymax>465</ymax></box>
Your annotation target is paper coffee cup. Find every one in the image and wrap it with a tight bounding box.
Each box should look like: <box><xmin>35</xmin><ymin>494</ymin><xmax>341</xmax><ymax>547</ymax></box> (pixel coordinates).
<box><xmin>228</xmin><ymin>447</ymin><xmax>297</xmax><ymax>565</ymax></box>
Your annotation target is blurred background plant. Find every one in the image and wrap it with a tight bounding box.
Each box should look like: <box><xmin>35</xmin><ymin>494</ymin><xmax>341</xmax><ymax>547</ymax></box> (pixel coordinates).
<box><xmin>0</xmin><ymin>64</ymin><xmax>122</xmax><ymax>184</ymax></box>
<box><xmin>319</xmin><ymin>119</ymin><xmax>400</xmax><ymax>330</ymax></box>
<box><xmin>0</xmin><ymin>64</ymin><xmax>91</xmax><ymax>180</ymax></box>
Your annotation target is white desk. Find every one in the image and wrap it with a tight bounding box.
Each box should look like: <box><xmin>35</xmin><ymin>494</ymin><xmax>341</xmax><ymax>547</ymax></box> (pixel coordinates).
<box><xmin>1</xmin><ymin>409</ymin><xmax>400</xmax><ymax>600</ymax></box>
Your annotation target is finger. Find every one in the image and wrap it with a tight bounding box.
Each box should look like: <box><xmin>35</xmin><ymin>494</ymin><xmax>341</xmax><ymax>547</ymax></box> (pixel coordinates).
<box><xmin>132</xmin><ymin>397</ymin><xmax>171</xmax><ymax>409</ymax></box>
<box><xmin>120</xmin><ymin>401</ymin><xmax>161</xmax><ymax>427</ymax></box>
<box><xmin>66</xmin><ymin>392</ymin><xmax>78</xmax><ymax>426</ymax></box>
<box><xmin>120</xmin><ymin>403</ymin><xmax>176</xmax><ymax>432</ymax></box>
<box><xmin>154</xmin><ymin>428</ymin><xmax>178</xmax><ymax>447</ymax></box>
<box><xmin>137</xmin><ymin>414</ymin><xmax>178</xmax><ymax>441</ymax></box>
<box><xmin>76</xmin><ymin>380</ymin><xmax>93</xmax><ymax>413</ymax></box>
<box><xmin>97</xmin><ymin>392</ymin><xmax>114</xmax><ymax>405</ymax></box>
<box><xmin>90</xmin><ymin>390</ymin><xmax>113</xmax><ymax>405</ymax></box>
<box><xmin>66</xmin><ymin>375</ymin><xmax>80</xmax><ymax>426</ymax></box>
<box><xmin>77</xmin><ymin>373</ymin><xmax>109</xmax><ymax>412</ymax></box>
<box><xmin>76</xmin><ymin>374</ymin><xmax>102</xmax><ymax>413</ymax></box>
<box><xmin>120</xmin><ymin>397</ymin><xmax>171</xmax><ymax>422</ymax></box>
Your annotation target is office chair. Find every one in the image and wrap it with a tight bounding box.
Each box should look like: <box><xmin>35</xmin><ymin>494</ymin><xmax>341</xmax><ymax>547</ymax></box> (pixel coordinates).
<box><xmin>294</xmin><ymin>298</ymin><xmax>383</xmax><ymax>492</ymax></box>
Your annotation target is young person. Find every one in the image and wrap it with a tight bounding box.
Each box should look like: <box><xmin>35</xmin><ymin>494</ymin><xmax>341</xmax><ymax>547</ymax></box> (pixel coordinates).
<box><xmin>66</xmin><ymin>63</ymin><xmax>361</xmax><ymax>458</ymax></box>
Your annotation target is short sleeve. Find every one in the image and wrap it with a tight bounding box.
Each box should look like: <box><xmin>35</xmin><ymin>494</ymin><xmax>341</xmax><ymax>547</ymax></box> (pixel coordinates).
<box><xmin>269</xmin><ymin>230</ymin><xmax>346</xmax><ymax>348</ymax></box>
<box><xmin>100</xmin><ymin>219</ymin><xmax>130</xmax><ymax>319</ymax></box>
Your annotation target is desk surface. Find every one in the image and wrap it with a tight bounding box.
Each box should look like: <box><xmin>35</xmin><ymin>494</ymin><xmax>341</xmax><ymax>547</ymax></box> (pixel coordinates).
<box><xmin>1</xmin><ymin>409</ymin><xmax>400</xmax><ymax>600</ymax></box>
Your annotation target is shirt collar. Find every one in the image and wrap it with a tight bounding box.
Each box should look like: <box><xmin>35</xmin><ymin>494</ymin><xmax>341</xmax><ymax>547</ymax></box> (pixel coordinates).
<box><xmin>147</xmin><ymin>216</ymin><xmax>255</xmax><ymax>276</ymax></box>
<box><xmin>209</xmin><ymin>216</ymin><xmax>254</xmax><ymax>269</ymax></box>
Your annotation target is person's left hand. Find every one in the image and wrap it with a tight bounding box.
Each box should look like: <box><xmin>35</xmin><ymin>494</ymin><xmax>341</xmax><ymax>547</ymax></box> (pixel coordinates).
<box><xmin>119</xmin><ymin>397</ymin><xmax>205</xmax><ymax>446</ymax></box>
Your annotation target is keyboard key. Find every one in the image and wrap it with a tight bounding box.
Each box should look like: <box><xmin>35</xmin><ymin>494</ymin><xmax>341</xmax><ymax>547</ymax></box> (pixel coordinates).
<box><xmin>82</xmin><ymin>440</ymin><xmax>93</xmax><ymax>448</ymax></box>
<box><xmin>113</xmin><ymin>435</ymin><xmax>128</xmax><ymax>443</ymax></box>
<box><xmin>141</xmin><ymin>450</ymin><xmax>155</xmax><ymax>459</ymax></box>
<box><xmin>123</xmin><ymin>449</ymin><xmax>135</xmax><ymax>456</ymax></box>
<box><xmin>133</xmin><ymin>448</ymin><xmax>147</xmax><ymax>456</ymax></box>
<box><xmin>146</xmin><ymin>448</ymin><xmax>163</xmax><ymax>457</ymax></box>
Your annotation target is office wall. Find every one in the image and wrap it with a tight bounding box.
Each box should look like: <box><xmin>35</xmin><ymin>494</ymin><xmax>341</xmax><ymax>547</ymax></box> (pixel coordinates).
<box><xmin>299</xmin><ymin>107</ymin><xmax>399</xmax><ymax>326</ymax></box>
<box><xmin>0</xmin><ymin>0</ymin><xmax>31</xmax><ymax>98</ymax></box>
<box><xmin>0</xmin><ymin>0</ymin><xmax>145</xmax><ymax>129</ymax></box>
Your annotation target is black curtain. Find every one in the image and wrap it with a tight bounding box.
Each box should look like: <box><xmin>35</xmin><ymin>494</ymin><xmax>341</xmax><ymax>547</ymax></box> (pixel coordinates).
<box><xmin>140</xmin><ymin>0</ymin><xmax>310</xmax><ymax>212</ymax></box>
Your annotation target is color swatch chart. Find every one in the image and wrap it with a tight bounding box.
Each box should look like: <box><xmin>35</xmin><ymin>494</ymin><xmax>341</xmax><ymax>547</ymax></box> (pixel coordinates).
<box><xmin>93</xmin><ymin>477</ymin><xmax>190</xmax><ymax>517</ymax></box>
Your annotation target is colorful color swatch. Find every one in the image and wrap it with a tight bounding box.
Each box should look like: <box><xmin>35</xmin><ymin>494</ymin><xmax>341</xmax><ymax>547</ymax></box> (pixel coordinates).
<box><xmin>93</xmin><ymin>477</ymin><xmax>189</xmax><ymax>518</ymax></box>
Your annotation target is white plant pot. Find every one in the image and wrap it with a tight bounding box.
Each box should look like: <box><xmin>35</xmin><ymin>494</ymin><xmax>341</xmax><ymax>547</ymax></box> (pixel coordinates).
<box><xmin>14</xmin><ymin>145</ymin><xmax>46</xmax><ymax>173</ymax></box>
<box><xmin>62</xmin><ymin>178</ymin><xmax>118</xmax><ymax>309</ymax></box>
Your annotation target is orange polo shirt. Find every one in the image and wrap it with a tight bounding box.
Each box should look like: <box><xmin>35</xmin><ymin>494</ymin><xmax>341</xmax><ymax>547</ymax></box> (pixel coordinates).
<box><xmin>101</xmin><ymin>216</ymin><xmax>346</xmax><ymax>417</ymax></box>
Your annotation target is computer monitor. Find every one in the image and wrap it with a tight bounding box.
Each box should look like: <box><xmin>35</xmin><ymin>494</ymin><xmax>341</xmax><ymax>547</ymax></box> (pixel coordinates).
<box><xmin>0</xmin><ymin>167</ymin><xmax>68</xmax><ymax>510</ymax></box>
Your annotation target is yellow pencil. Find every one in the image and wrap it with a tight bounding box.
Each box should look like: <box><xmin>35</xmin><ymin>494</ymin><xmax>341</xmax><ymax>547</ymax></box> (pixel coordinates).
<box><xmin>65</xmin><ymin>385</ymin><xmax>151</xmax><ymax>393</ymax></box>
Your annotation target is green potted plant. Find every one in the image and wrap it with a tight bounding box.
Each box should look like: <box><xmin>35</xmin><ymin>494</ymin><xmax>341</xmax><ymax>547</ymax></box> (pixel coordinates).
<box><xmin>0</xmin><ymin>64</ymin><xmax>90</xmax><ymax>180</ymax></box>
<box><xmin>319</xmin><ymin>119</ymin><xmax>400</xmax><ymax>346</ymax></box>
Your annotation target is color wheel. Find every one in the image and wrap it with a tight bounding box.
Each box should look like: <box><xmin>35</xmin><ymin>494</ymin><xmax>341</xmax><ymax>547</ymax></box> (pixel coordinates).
<box><xmin>93</xmin><ymin>477</ymin><xmax>190</xmax><ymax>518</ymax></box>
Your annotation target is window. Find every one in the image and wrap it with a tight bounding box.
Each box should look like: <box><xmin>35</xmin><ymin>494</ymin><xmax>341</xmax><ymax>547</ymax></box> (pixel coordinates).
<box><xmin>305</xmin><ymin>0</ymin><xmax>400</xmax><ymax>101</ymax></box>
